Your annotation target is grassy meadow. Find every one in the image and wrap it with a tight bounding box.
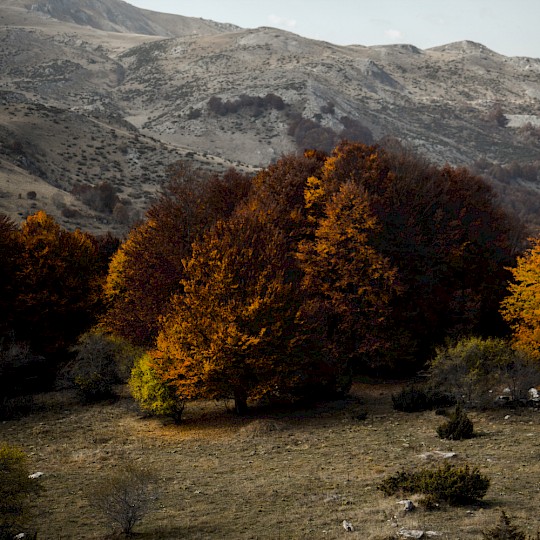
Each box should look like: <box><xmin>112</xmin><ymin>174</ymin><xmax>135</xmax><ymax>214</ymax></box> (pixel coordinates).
<box><xmin>2</xmin><ymin>381</ymin><xmax>540</xmax><ymax>539</ymax></box>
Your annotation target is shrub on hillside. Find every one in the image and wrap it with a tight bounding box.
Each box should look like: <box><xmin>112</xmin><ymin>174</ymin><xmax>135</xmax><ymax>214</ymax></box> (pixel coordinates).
<box><xmin>0</xmin><ymin>444</ymin><xmax>40</xmax><ymax>539</ymax></box>
<box><xmin>129</xmin><ymin>354</ymin><xmax>185</xmax><ymax>423</ymax></box>
<box><xmin>378</xmin><ymin>463</ymin><xmax>489</xmax><ymax>506</ymax></box>
<box><xmin>436</xmin><ymin>405</ymin><xmax>474</xmax><ymax>440</ymax></box>
<box><xmin>391</xmin><ymin>385</ymin><xmax>455</xmax><ymax>412</ymax></box>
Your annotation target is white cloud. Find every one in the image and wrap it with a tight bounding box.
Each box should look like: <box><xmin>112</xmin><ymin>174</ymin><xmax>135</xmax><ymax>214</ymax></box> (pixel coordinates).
<box><xmin>268</xmin><ymin>14</ymin><xmax>297</xmax><ymax>29</ymax></box>
<box><xmin>385</xmin><ymin>29</ymin><xmax>403</xmax><ymax>40</ymax></box>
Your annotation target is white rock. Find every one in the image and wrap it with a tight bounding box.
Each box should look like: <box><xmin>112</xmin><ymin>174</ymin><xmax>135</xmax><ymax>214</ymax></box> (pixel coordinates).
<box><xmin>419</xmin><ymin>450</ymin><xmax>456</xmax><ymax>460</ymax></box>
<box><xmin>14</xmin><ymin>534</ymin><xmax>26</xmax><ymax>540</ymax></box>
<box><xmin>28</xmin><ymin>472</ymin><xmax>44</xmax><ymax>479</ymax></box>
<box><xmin>342</xmin><ymin>520</ymin><xmax>354</xmax><ymax>532</ymax></box>
<box><xmin>398</xmin><ymin>529</ymin><xmax>424</xmax><ymax>539</ymax></box>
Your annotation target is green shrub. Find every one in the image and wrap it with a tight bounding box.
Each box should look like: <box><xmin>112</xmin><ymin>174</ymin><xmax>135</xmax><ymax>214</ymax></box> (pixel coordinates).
<box><xmin>392</xmin><ymin>385</ymin><xmax>455</xmax><ymax>412</ymax></box>
<box><xmin>0</xmin><ymin>444</ymin><xmax>40</xmax><ymax>539</ymax></box>
<box><xmin>436</xmin><ymin>405</ymin><xmax>474</xmax><ymax>440</ymax></box>
<box><xmin>129</xmin><ymin>354</ymin><xmax>184</xmax><ymax>422</ymax></box>
<box><xmin>482</xmin><ymin>511</ymin><xmax>527</xmax><ymax>540</ymax></box>
<box><xmin>429</xmin><ymin>337</ymin><xmax>539</xmax><ymax>407</ymax></box>
<box><xmin>378</xmin><ymin>463</ymin><xmax>489</xmax><ymax>506</ymax></box>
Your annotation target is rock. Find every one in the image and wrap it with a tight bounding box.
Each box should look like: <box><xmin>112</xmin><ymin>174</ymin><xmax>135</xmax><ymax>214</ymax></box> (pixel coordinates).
<box><xmin>342</xmin><ymin>520</ymin><xmax>354</xmax><ymax>532</ymax></box>
<box><xmin>419</xmin><ymin>450</ymin><xmax>457</xmax><ymax>460</ymax></box>
<box><xmin>28</xmin><ymin>472</ymin><xmax>44</xmax><ymax>479</ymax></box>
<box><xmin>398</xmin><ymin>529</ymin><xmax>424</xmax><ymax>539</ymax></box>
<box><xmin>397</xmin><ymin>499</ymin><xmax>416</xmax><ymax>512</ymax></box>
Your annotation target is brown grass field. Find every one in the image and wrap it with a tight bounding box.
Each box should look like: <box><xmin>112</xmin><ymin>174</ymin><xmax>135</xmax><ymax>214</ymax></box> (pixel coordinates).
<box><xmin>2</xmin><ymin>381</ymin><xmax>540</xmax><ymax>539</ymax></box>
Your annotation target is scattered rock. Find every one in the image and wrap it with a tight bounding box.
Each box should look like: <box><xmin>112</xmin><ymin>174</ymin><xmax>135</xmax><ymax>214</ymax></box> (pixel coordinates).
<box><xmin>342</xmin><ymin>520</ymin><xmax>354</xmax><ymax>532</ymax></box>
<box><xmin>28</xmin><ymin>471</ymin><xmax>44</xmax><ymax>479</ymax></box>
<box><xmin>418</xmin><ymin>450</ymin><xmax>457</xmax><ymax>460</ymax></box>
<box><xmin>398</xmin><ymin>529</ymin><xmax>424</xmax><ymax>539</ymax></box>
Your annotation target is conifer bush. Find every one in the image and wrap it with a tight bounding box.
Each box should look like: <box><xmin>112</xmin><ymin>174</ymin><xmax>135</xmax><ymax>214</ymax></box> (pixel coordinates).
<box><xmin>436</xmin><ymin>405</ymin><xmax>474</xmax><ymax>440</ymax></box>
<box><xmin>378</xmin><ymin>463</ymin><xmax>489</xmax><ymax>506</ymax></box>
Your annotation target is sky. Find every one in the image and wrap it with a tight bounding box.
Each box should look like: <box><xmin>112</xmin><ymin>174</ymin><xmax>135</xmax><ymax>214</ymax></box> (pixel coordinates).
<box><xmin>127</xmin><ymin>0</ymin><xmax>540</xmax><ymax>59</ymax></box>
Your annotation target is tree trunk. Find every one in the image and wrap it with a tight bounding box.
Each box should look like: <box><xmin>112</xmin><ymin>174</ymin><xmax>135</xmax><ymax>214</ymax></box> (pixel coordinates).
<box><xmin>233</xmin><ymin>389</ymin><xmax>248</xmax><ymax>416</ymax></box>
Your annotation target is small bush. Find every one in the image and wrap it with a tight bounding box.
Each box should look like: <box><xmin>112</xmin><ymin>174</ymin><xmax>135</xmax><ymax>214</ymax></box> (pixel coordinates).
<box><xmin>129</xmin><ymin>354</ymin><xmax>184</xmax><ymax>422</ymax></box>
<box><xmin>0</xmin><ymin>444</ymin><xmax>40</xmax><ymax>539</ymax></box>
<box><xmin>437</xmin><ymin>405</ymin><xmax>474</xmax><ymax>440</ymax></box>
<box><xmin>67</xmin><ymin>331</ymin><xmax>120</xmax><ymax>402</ymax></box>
<box><xmin>482</xmin><ymin>511</ymin><xmax>527</xmax><ymax>540</ymax></box>
<box><xmin>392</xmin><ymin>386</ymin><xmax>455</xmax><ymax>412</ymax></box>
<box><xmin>378</xmin><ymin>463</ymin><xmax>489</xmax><ymax>506</ymax></box>
<box><xmin>88</xmin><ymin>464</ymin><xmax>158</xmax><ymax>536</ymax></box>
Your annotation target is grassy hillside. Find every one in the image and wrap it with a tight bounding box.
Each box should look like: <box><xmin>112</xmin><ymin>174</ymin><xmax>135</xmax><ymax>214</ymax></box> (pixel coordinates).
<box><xmin>2</xmin><ymin>382</ymin><xmax>540</xmax><ymax>539</ymax></box>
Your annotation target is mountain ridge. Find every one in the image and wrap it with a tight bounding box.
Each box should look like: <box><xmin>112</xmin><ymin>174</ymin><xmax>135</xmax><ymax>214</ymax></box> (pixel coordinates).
<box><xmin>1</xmin><ymin>0</ymin><xmax>539</xmax><ymax>234</ymax></box>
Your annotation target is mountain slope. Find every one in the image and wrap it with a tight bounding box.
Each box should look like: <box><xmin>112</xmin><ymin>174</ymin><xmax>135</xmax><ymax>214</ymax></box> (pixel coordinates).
<box><xmin>1</xmin><ymin>1</ymin><xmax>539</xmax><ymax>233</ymax></box>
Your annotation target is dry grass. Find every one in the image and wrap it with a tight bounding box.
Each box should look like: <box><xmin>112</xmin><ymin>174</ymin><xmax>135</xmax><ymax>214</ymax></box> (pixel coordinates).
<box><xmin>2</xmin><ymin>382</ymin><xmax>540</xmax><ymax>539</ymax></box>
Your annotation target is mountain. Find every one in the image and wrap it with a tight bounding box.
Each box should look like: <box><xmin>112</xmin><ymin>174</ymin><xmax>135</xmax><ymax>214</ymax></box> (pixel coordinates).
<box><xmin>1</xmin><ymin>1</ymin><xmax>539</xmax><ymax>234</ymax></box>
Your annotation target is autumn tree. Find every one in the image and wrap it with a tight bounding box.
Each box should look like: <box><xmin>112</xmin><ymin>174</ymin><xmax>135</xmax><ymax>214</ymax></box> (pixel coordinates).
<box><xmin>501</xmin><ymin>237</ymin><xmax>540</xmax><ymax>359</ymax></box>
<box><xmin>154</xmin><ymin>205</ymin><xmax>324</xmax><ymax>414</ymax></box>
<box><xmin>14</xmin><ymin>211</ymin><xmax>102</xmax><ymax>359</ymax></box>
<box><xmin>102</xmin><ymin>164</ymin><xmax>252</xmax><ymax>347</ymax></box>
<box><xmin>298</xmin><ymin>181</ymin><xmax>400</xmax><ymax>371</ymax></box>
<box><xmin>0</xmin><ymin>214</ymin><xmax>22</xmax><ymax>338</ymax></box>
<box><xmin>302</xmin><ymin>141</ymin><xmax>520</xmax><ymax>367</ymax></box>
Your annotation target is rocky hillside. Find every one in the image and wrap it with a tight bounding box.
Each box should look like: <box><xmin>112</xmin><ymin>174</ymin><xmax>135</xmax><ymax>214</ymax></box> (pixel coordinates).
<box><xmin>1</xmin><ymin>0</ymin><xmax>539</xmax><ymax>234</ymax></box>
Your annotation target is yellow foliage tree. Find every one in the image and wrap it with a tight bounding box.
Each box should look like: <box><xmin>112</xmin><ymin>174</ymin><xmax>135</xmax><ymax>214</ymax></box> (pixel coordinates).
<box><xmin>501</xmin><ymin>237</ymin><xmax>540</xmax><ymax>359</ymax></box>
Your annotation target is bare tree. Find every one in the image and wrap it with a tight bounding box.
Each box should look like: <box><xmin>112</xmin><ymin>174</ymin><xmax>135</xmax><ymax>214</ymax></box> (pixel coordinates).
<box><xmin>89</xmin><ymin>464</ymin><xmax>159</xmax><ymax>536</ymax></box>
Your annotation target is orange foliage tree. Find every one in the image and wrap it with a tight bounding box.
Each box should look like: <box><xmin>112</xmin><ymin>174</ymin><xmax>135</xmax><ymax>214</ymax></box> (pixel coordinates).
<box><xmin>14</xmin><ymin>211</ymin><xmax>102</xmax><ymax>357</ymax></box>
<box><xmin>0</xmin><ymin>214</ymin><xmax>22</xmax><ymax>338</ymax></box>
<box><xmin>302</xmin><ymin>141</ymin><xmax>520</xmax><ymax>367</ymax></box>
<box><xmin>154</xmin><ymin>205</ymin><xmax>321</xmax><ymax>414</ymax></box>
<box><xmin>298</xmin><ymin>181</ymin><xmax>400</xmax><ymax>370</ymax></box>
<box><xmin>501</xmin><ymin>237</ymin><xmax>540</xmax><ymax>359</ymax></box>
<box><xmin>102</xmin><ymin>164</ymin><xmax>252</xmax><ymax>347</ymax></box>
